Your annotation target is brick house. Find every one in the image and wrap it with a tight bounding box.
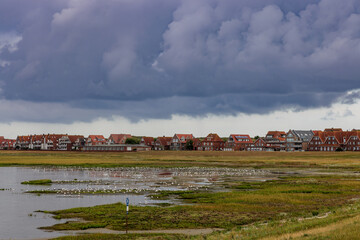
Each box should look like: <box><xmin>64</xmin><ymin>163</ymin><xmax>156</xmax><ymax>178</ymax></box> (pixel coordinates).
<box><xmin>42</xmin><ymin>134</ymin><xmax>68</xmax><ymax>150</ymax></box>
<box><xmin>227</xmin><ymin>134</ymin><xmax>253</xmax><ymax>151</ymax></box>
<box><xmin>108</xmin><ymin>134</ymin><xmax>131</xmax><ymax>144</ymax></box>
<box><xmin>140</xmin><ymin>137</ymin><xmax>155</xmax><ymax>149</ymax></box>
<box><xmin>249</xmin><ymin>137</ymin><xmax>267</xmax><ymax>151</ymax></box>
<box><xmin>86</xmin><ymin>135</ymin><xmax>107</xmax><ymax>146</ymax></box>
<box><xmin>16</xmin><ymin>136</ymin><xmax>31</xmax><ymax>150</ymax></box>
<box><xmin>73</xmin><ymin>137</ymin><xmax>87</xmax><ymax>150</ymax></box>
<box><xmin>344</xmin><ymin>130</ymin><xmax>360</xmax><ymax>151</ymax></box>
<box><xmin>83</xmin><ymin>144</ymin><xmax>151</xmax><ymax>152</ymax></box>
<box><xmin>191</xmin><ymin>138</ymin><xmax>201</xmax><ymax>150</ymax></box>
<box><xmin>0</xmin><ymin>138</ymin><xmax>16</xmax><ymax>150</ymax></box>
<box><xmin>154</xmin><ymin>137</ymin><xmax>172</xmax><ymax>150</ymax></box>
<box><xmin>198</xmin><ymin>133</ymin><xmax>224</xmax><ymax>151</ymax></box>
<box><xmin>308</xmin><ymin>129</ymin><xmax>342</xmax><ymax>151</ymax></box>
<box><xmin>170</xmin><ymin>134</ymin><xmax>194</xmax><ymax>150</ymax></box>
<box><xmin>58</xmin><ymin>135</ymin><xmax>85</xmax><ymax>151</ymax></box>
<box><xmin>285</xmin><ymin>130</ymin><xmax>314</xmax><ymax>151</ymax></box>
<box><xmin>29</xmin><ymin>134</ymin><xmax>43</xmax><ymax>150</ymax></box>
<box><xmin>263</xmin><ymin>131</ymin><xmax>286</xmax><ymax>151</ymax></box>
<box><xmin>0</xmin><ymin>137</ymin><xmax>5</xmax><ymax>150</ymax></box>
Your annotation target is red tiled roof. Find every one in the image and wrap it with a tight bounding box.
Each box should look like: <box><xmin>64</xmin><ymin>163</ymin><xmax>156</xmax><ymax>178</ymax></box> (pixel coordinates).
<box><xmin>44</xmin><ymin>134</ymin><xmax>67</xmax><ymax>142</ymax></box>
<box><xmin>67</xmin><ymin>135</ymin><xmax>85</xmax><ymax>143</ymax></box>
<box><xmin>31</xmin><ymin>135</ymin><xmax>43</xmax><ymax>141</ymax></box>
<box><xmin>254</xmin><ymin>138</ymin><xmax>265</xmax><ymax>144</ymax></box>
<box><xmin>109</xmin><ymin>134</ymin><xmax>131</xmax><ymax>144</ymax></box>
<box><xmin>141</xmin><ymin>137</ymin><xmax>154</xmax><ymax>145</ymax></box>
<box><xmin>88</xmin><ymin>135</ymin><xmax>107</xmax><ymax>144</ymax></box>
<box><xmin>324</xmin><ymin>128</ymin><xmax>343</xmax><ymax>132</ymax></box>
<box><xmin>156</xmin><ymin>137</ymin><xmax>172</xmax><ymax>146</ymax></box>
<box><xmin>204</xmin><ymin>133</ymin><xmax>223</xmax><ymax>142</ymax></box>
<box><xmin>17</xmin><ymin>136</ymin><xmax>30</xmax><ymax>142</ymax></box>
<box><xmin>266</xmin><ymin>131</ymin><xmax>286</xmax><ymax>141</ymax></box>
<box><xmin>174</xmin><ymin>134</ymin><xmax>194</xmax><ymax>143</ymax></box>
<box><xmin>230</xmin><ymin>134</ymin><xmax>253</xmax><ymax>143</ymax></box>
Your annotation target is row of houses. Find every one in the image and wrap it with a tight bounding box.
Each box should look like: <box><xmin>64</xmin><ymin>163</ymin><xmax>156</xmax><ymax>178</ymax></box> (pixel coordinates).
<box><xmin>0</xmin><ymin>128</ymin><xmax>359</xmax><ymax>152</ymax></box>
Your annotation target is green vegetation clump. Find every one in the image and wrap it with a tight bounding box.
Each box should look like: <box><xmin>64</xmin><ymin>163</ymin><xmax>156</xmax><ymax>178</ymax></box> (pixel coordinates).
<box><xmin>21</xmin><ymin>179</ymin><xmax>52</xmax><ymax>185</ymax></box>
<box><xmin>149</xmin><ymin>190</ymin><xmax>195</xmax><ymax>200</ymax></box>
<box><xmin>54</xmin><ymin>233</ymin><xmax>186</xmax><ymax>240</ymax></box>
<box><xmin>125</xmin><ymin>137</ymin><xmax>141</xmax><ymax>145</ymax></box>
<box><xmin>26</xmin><ymin>190</ymin><xmax>57</xmax><ymax>194</ymax></box>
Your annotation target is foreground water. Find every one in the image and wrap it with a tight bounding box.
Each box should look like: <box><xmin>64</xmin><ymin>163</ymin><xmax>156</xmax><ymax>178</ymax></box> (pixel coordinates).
<box><xmin>0</xmin><ymin>166</ymin><xmax>270</xmax><ymax>239</ymax></box>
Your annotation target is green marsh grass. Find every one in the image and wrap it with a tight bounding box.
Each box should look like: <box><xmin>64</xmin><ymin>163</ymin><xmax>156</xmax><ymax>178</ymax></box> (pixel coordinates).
<box><xmin>43</xmin><ymin>175</ymin><xmax>360</xmax><ymax>233</ymax></box>
<box><xmin>21</xmin><ymin>179</ymin><xmax>52</xmax><ymax>185</ymax></box>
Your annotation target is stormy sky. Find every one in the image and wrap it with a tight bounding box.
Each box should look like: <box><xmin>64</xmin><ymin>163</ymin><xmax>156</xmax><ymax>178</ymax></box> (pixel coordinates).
<box><xmin>0</xmin><ymin>0</ymin><xmax>360</xmax><ymax>137</ymax></box>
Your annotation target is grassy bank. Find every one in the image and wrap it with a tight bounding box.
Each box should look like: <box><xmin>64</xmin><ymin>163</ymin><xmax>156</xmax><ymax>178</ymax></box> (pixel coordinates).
<box><xmin>1</xmin><ymin>150</ymin><xmax>360</xmax><ymax>170</ymax></box>
<box><xmin>43</xmin><ymin>175</ymin><xmax>360</xmax><ymax>234</ymax></box>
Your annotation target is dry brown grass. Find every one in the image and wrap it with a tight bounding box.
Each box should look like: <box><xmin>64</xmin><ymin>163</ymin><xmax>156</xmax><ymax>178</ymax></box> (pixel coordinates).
<box><xmin>0</xmin><ymin>150</ymin><xmax>360</xmax><ymax>169</ymax></box>
<box><xmin>262</xmin><ymin>214</ymin><xmax>360</xmax><ymax>240</ymax></box>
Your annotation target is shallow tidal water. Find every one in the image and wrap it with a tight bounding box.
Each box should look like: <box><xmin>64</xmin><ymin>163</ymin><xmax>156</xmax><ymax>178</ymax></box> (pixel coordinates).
<box><xmin>0</xmin><ymin>166</ymin><xmax>270</xmax><ymax>240</ymax></box>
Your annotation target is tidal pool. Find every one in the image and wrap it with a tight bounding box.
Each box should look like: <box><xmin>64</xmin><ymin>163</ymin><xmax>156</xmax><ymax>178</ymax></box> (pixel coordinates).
<box><xmin>0</xmin><ymin>166</ymin><xmax>271</xmax><ymax>239</ymax></box>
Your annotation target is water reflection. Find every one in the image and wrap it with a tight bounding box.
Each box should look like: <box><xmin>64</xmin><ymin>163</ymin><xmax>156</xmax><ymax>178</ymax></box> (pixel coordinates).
<box><xmin>0</xmin><ymin>166</ymin><xmax>269</xmax><ymax>239</ymax></box>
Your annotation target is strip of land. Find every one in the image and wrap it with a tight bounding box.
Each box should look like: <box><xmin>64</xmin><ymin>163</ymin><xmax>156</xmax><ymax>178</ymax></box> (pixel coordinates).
<box><xmin>1</xmin><ymin>151</ymin><xmax>360</xmax><ymax>170</ymax></box>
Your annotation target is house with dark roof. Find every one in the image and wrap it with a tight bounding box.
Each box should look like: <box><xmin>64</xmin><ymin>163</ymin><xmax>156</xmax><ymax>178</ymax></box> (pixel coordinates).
<box><xmin>285</xmin><ymin>130</ymin><xmax>314</xmax><ymax>151</ymax></box>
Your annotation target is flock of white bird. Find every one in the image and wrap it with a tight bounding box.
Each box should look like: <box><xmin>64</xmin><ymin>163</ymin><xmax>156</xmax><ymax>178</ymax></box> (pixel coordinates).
<box><xmin>28</xmin><ymin>167</ymin><xmax>271</xmax><ymax>196</ymax></box>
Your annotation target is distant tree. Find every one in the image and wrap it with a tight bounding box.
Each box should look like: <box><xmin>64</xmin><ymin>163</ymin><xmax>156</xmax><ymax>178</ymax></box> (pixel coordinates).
<box><xmin>254</xmin><ymin>136</ymin><xmax>260</xmax><ymax>140</ymax></box>
<box><xmin>335</xmin><ymin>147</ymin><xmax>344</xmax><ymax>152</ymax></box>
<box><xmin>185</xmin><ymin>140</ymin><xmax>194</xmax><ymax>150</ymax></box>
<box><xmin>125</xmin><ymin>137</ymin><xmax>140</xmax><ymax>145</ymax></box>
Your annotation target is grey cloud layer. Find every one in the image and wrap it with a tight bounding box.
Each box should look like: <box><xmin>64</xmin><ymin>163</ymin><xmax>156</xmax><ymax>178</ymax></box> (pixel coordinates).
<box><xmin>0</xmin><ymin>0</ymin><xmax>360</xmax><ymax>122</ymax></box>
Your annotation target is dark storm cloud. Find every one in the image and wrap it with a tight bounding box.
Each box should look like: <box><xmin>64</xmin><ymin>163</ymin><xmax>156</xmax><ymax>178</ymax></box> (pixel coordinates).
<box><xmin>1</xmin><ymin>0</ymin><xmax>360</xmax><ymax>122</ymax></box>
